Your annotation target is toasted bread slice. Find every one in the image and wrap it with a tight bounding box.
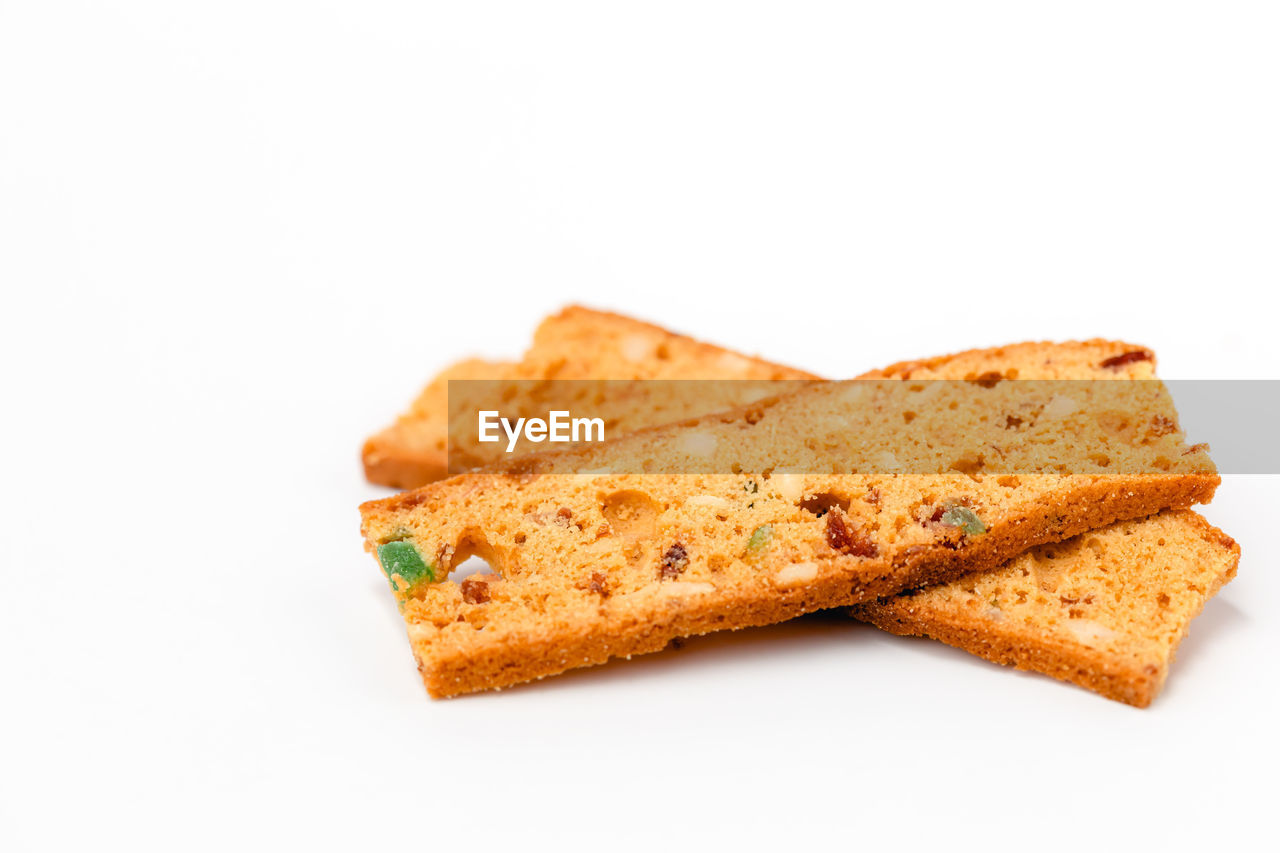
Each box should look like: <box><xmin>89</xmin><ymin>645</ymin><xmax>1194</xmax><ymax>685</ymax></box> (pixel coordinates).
<box><xmin>359</xmin><ymin>341</ymin><xmax>1218</xmax><ymax>697</ymax></box>
<box><xmin>852</xmin><ymin>511</ymin><xmax>1238</xmax><ymax>707</ymax></box>
<box><xmin>362</xmin><ymin>306</ymin><xmax>818</xmax><ymax>488</ymax></box>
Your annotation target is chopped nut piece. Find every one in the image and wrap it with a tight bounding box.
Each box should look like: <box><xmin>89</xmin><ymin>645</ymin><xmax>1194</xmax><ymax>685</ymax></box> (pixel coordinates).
<box><xmin>939</xmin><ymin>504</ymin><xmax>987</xmax><ymax>536</ymax></box>
<box><xmin>676</xmin><ymin>430</ymin><xmax>718</xmax><ymax>458</ymax></box>
<box><xmin>1064</xmin><ymin>618</ymin><xmax>1118</xmax><ymax>646</ymax></box>
<box><xmin>771</xmin><ymin>472</ymin><xmax>806</xmax><ymax>503</ymax></box>
<box><xmin>745</xmin><ymin>524</ymin><xmax>772</xmax><ymax>554</ymax></box>
<box><xmin>659</xmin><ymin>543</ymin><xmax>689</xmax><ymax>580</ymax></box>
<box><xmin>775</xmin><ymin>561</ymin><xmax>819</xmax><ymax>588</ymax></box>
<box><xmin>1149</xmin><ymin>415</ymin><xmax>1177</xmax><ymax>438</ymax></box>
<box><xmin>825</xmin><ymin>510</ymin><xmax>878</xmax><ymax>557</ymax></box>
<box><xmin>618</xmin><ymin>333</ymin><xmax>654</xmax><ymax>363</ymax></box>
<box><xmin>661</xmin><ymin>581</ymin><xmax>716</xmax><ymax>597</ymax></box>
<box><xmin>873</xmin><ymin>451</ymin><xmax>902</xmax><ymax>472</ymax></box>
<box><xmin>1041</xmin><ymin>394</ymin><xmax>1079</xmax><ymax>420</ymax></box>
<box><xmin>460</xmin><ymin>575</ymin><xmax>491</xmax><ymax>604</ymax></box>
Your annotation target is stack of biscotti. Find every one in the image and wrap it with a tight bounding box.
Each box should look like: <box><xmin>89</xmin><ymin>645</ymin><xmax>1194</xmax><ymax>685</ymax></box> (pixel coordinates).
<box><xmin>359</xmin><ymin>309</ymin><xmax>1234</xmax><ymax>705</ymax></box>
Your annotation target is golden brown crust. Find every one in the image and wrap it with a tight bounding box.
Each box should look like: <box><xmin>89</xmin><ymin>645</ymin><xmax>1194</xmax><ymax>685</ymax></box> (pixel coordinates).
<box><xmin>527</xmin><ymin>305</ymin><xmax>822</xmax><ymax>381</ymax></box>
<box><xmin>858</xmin><ymin>605</ymin><xmax>1164</xmax><ymax>706</ymax></box>
<box><xmin>851</xmin><ymin>512</ymin><xmax>1239</xmax><ymax>707</ymax></box>
<box><xmin>862</xmin><ymin>339</ymin><xmax>1157</xmax><ymax>381</ymax></box>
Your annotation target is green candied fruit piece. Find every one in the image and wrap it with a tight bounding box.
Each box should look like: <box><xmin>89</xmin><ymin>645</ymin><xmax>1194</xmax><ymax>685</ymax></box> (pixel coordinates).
<box><xmin>940</xmin><ymin>505</ymin><xmax>987</xmax><ymax>536</ymax></box>
<box><xmin>377</xmin><ymin>540</ymin><xmax>435</xmax><ymax>592</ymax></box>
<box><xmin>746</xmin><ymin>524</ymin><xmax>773</xmax><ymax>553</ymax></box>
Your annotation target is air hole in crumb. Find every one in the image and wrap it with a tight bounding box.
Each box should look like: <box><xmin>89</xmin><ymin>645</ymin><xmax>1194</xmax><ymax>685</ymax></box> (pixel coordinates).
<box><xmin>800</xmin><ymin>492</ymin><xmax>851</xmax><ymax>517</ymax></box>
<box><xmin>447</xmin><ymin>530</ymin><xmax>503</xmax><ymax>580</ymax></box>
<box><xmin>600</xmin><ymin>490</ymin><xmax>660</xmax><ymax>540</ymax></box>
<box><xmin>950</xmin><ymin>454</ymin><xmax>985</xmax><ymax>477</ymax></box>
<box><xmin>447</xmin><ymin>555</ymin><xmax>495</xmax><ymax>585</ymax></box>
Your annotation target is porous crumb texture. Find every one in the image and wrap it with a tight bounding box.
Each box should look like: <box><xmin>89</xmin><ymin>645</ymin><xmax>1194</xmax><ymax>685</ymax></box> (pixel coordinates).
<box><xmin>362</xmin><ymin>305</ymin><xmax>819</xmax><ymax>488</ymax></box>
<box><xmin>359</xmin><ymin>341</ymin><xmax>1218</xmax><ymax>698</ymax></box>
<box><xmin>852</xmin><ymin>511</ymin><xmax>1239</xmax><ymax>707</ymax></box>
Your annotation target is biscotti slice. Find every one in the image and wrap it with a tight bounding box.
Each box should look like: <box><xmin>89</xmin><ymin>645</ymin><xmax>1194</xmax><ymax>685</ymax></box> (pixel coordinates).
<box><xmin>851</xmin><ymin>511</ymin><xmax>1239</xmax><ymax>707</ymax></box>
<box><xmin>362</xmin><ymin>306</ymin><xmax>818</xmax><ymax>488</ymax></box>
<box><xmin>360</xmin><ymin>344</ymin><xmax>1218</xmax><ymax>698</ymax></box>
<box><xmin>850</xmin><ymin>339</ymin><xmax>1240</xmax><ymax>705</ymax></box>
<box><xmin>517</xmin><ymin>305</ymin><xmax>817</xmax><ymax>382</ymax></box>
<box><xmin>363</xmin><ymin>359</ymin><xmax>515</xmax><ymax>489</ymax></box>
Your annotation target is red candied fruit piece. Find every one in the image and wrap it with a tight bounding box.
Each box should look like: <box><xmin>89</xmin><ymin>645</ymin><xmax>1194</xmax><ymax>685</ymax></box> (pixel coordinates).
<box><xmin>1099</xmin><ymin>350</ymin><xmax>1153</xmax><ymax>369</ymax></box>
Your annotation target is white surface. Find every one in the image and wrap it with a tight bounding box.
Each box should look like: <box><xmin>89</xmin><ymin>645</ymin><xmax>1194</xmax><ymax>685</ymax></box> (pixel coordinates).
<box><xmin>2</xmin><ymin>3</ymin><xmax>1278</xmax><ymax>850</ymax></box>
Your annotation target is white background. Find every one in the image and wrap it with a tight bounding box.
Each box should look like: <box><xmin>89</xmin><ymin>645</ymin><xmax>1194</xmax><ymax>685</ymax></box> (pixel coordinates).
<box><xmin>2</xmin><ymin>2</ymin><xmax>1277</xmax><ymax>850</ymax></box>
